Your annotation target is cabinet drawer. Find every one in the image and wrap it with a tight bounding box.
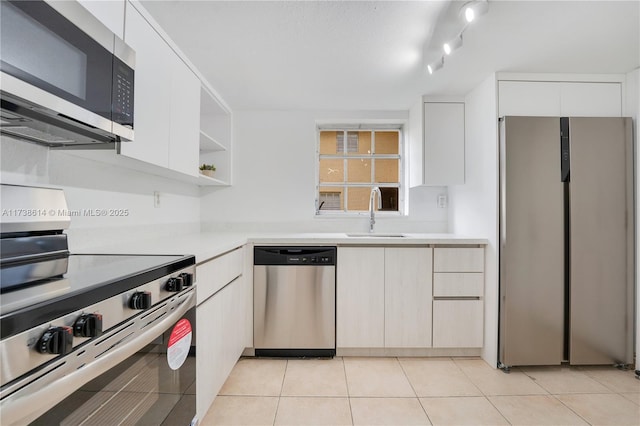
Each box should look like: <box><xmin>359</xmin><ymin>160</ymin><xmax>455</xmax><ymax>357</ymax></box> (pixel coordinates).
<box><xmin>433</xmin><ymin>273</ymin><xmax>483</xmax><ymax>297</ymax></box>
<box><xmin>432</xmin><ymin>300</ymin><xmax>483</xmax><ymax>348</ymax></box>
<box><xmin>433</xmin><ymin>248</ymin><xmax>484</xmax><ymax>272</ymax></box>
<box><xmin>197</xmin><ymin>247</ymin><xmax>244</xmax><ymax>304</ymax></box>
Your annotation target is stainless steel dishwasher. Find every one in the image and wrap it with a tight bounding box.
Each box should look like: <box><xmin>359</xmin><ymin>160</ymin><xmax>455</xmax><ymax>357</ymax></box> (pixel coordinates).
<box><xmin>254</xmin><ymin>246</ymin><xmax>336</xmax><ymax>357</ymax></box>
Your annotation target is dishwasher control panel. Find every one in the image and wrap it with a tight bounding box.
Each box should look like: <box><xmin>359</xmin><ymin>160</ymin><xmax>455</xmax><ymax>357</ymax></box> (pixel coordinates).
<box><xmin>286</xmin><ymin>255</ymin><xmax>333</xmax><ymax>264</ymax></box>
<box><xmin>254</xmin><ymin>246</ymin><xmax>336</xmax><ymax>266</ymax></box>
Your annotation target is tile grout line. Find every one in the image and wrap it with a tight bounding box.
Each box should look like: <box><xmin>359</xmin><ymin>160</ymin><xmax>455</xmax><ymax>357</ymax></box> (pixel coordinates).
<box><xmin>342</xmin><ymin>357</ymin><xmax>355</xmax><ymax>425</ymax></box>
<box><xmin>272</xmin><ymin>359</ymin><xmax>288</xmax><ymax>426</ymax></box>
<box><xmin>518</xmin><ymin>364</ymin><xmax>612</xmax><ymax>424</ymax></box>
<box><xmin>451</xmin><ymin>356</ymin><xmax>485</xmax><ymax>397</ymax></box>
<box><xmin>453</xmin><ymin>358</ymin><xmax>512</xmax><ymax>425</ymax></box>
<box><xmin>396</xmin><ymin>356</ymin><xmax>433</xmax><ymax>425</ymax></box>
<box><xmin>548</xmin><ymin>393</ymin><xmax>594</xmax><ymax>426</ymax></box>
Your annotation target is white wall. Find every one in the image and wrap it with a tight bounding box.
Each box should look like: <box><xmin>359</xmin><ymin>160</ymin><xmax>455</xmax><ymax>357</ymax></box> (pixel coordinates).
<box><xmin>0</xmin><ymin>136</ymin><xmax>200</xmax><ymax>251</ymax></box>
<box><xmin>200</xmin><ymin>110</ymin><xmax>449</xmax><ymax>233</ymax></box>
<box><xmin>626</xmin><ymin>68</ymin><xmax>640</xmax><ymax>372</ymax></box>
<box><xmin>448</xmin><ymin>75</ymin><xmax>499</xmax><ymax>367</ymax></box>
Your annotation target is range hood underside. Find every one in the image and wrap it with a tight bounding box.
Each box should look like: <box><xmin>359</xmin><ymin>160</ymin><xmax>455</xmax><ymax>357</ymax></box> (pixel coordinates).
<box><xmin>1</xmin><ymin>96</ymin><xmax>119</xmax><ymax>148</ymax></box>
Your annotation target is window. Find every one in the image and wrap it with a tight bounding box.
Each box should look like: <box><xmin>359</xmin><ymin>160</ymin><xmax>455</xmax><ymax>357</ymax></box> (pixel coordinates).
<box><xmin>317</xmin><ymin>127</ymin><xmax>403</xmax><ymax>214</ymax></box>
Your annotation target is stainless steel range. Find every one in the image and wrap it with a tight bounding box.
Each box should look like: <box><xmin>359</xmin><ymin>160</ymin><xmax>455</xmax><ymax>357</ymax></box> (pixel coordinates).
<box><xmin>0</xmin><ymin>184</ymin><xmax>197</xmax><ymax>426</ymax></box>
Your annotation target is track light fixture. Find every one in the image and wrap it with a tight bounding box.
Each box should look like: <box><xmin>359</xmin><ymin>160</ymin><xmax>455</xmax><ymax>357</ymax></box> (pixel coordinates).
<box><xmin>427</xmin><ymin>57</ymin><xmax>444</xmax><ymax>74</ymax></box>
<box><xmin>427</xmin><ymin>1</ymin><xmax>489</xmax><ymax>75</ymax></box>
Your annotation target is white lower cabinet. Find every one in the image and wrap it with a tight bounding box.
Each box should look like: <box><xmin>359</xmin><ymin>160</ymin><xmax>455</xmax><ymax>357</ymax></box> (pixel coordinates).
<box><xmin>337</xmin><ymin>247</ymin><xmax>385</xmax><ymax>348</ymax></box>
<box><xmin>432</xmin><ymin>248</ymin><xmax>485</xmax><ymax>348</ymax></box>
<box><xmin>336</xmin><ymin>246</ymin><xmax>432</xmax><ymax>349</ymax></box>
<box><xmin>384</xmin><ymin>247</ymin><xmax>432</xmax><ymax>348</ymax></box>
<box><xmin>432</xmin><ymin>300</ymin><xmax>484</xmax><ymax>348</ymax></box>
<box><xmin>196</xmin><ymin>248</ymin><xmax>248</xmax><ymax>422</ymax></box>
<box><xmin>337</xmin><ymin>245</ymin><xmax>484</xmax><ymax>351</ymax></box>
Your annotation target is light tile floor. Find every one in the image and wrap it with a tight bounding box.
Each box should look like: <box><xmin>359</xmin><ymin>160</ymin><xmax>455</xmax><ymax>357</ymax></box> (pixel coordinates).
<box><xmin>201</xmin><ymin>357</ymin><xmax>640</xmax><ymax>426</ymax></box>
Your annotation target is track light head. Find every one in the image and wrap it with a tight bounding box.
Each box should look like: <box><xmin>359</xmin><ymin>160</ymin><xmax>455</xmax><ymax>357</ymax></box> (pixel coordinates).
<box><xmin>427</xmin><ymin>57</ymin><xmax>444</xmax><ymax>75</ymax></box>
<box><xmin>462</xmin><ymin>0</ymin><xmax>489</xmax><ymax>23</ymax></box>
<box><xmin>443</xmin><ymin>35</ymin><xmax>463</xmax><ymax>55</ymax></box>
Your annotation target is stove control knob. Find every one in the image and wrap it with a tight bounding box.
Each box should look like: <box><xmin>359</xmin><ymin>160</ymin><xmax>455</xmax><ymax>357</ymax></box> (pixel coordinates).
<box><xmin>36</xmin><ymin>326</ymin><xmax>73</xmax><ymax>355</ymax></box>
<box><xmin>165</xmin><ymin>277</ymin><xmax>184</xmax><ymax>292</ymax></box>
<box><xmin>74</xmin><ymin>313</ymin><xmax>103</xmax><ymax>338</ymax></box>
<box><xmin>178</xmin><ymin>272</ymin><xmax>193</xmax><ymax>287</ymax></box>
<box><xmin>129</xmin><ymin>291</ymin><xmax>152</xmax><ymax>310</ymax></box>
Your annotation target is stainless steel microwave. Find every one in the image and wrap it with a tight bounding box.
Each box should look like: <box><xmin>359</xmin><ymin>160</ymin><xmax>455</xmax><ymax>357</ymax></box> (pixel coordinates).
<box><xmin>0</xmin><ymin>0</ymin><xmax>135</xmax><ymax>147</ymax></box>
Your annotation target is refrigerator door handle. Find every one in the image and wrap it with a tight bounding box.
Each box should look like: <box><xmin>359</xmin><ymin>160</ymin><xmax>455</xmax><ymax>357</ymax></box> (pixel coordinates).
<box><xmin>560</xmin><ymin>117</ymin><xmax>570</xmax><ymax>182</ymax></box>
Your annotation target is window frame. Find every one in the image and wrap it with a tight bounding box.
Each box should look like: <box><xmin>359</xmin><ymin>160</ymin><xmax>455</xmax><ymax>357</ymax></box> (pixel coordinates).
<box><xmin>315</xmin><ymin>123</ymin><xmax>406</xmax><ymax>217</ymax></box>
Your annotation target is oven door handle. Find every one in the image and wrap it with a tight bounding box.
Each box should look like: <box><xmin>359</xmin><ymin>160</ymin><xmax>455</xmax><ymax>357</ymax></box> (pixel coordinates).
<box><xmin>1</xmin><ymin>290</ymin><xmax>196</xmax><ymax>426</ymax></box>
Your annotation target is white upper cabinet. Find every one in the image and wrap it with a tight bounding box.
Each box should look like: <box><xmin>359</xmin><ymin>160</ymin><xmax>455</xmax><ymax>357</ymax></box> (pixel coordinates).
<box><xmin>498</xmin><ymin>81</ymin><xmax>622</xmax><ymax>117</ymax></box>
<box><xmin>121</xmin><ymin>2</ymin><xmax>171</xmax><ymax>168</ymax></box>
<box><xmin>409</xmin><ymin>99</ymin><xmax>465</xmax><ymax>187</ymax></box>
<box><xmin>559</xmin><ymin>82</ymin><xmax>622</xmax><ymax>116</ymax></box>
<box><xmin>75</xmin><ymin>1</ymin><xmax>232</xmax><ymax>186</ymax></box>
<box><xmin>424</xmin><ymin>102</ymin><xmax>465</xmax><ymax>185</ymax></box>
<box><xmin>77</xmin><ymin>0</ymin><xmax>125</xmax><ymax>39</ymax></box>
<box><xmin>169</xmin><ymin>55</ymin><xmax>200</xmax><ymax>177</ymax></box>
<box><xmin>121</xmin><ymin>2</ymin><xmax>200</xmax><ymax>177</ymax></box>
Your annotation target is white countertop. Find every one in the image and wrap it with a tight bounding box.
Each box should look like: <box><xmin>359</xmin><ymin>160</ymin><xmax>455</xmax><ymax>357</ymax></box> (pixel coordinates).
<box><xmin>80</xmin><ymin>232</ymin><xmax>488</xmax><ymax>264</ymax></box>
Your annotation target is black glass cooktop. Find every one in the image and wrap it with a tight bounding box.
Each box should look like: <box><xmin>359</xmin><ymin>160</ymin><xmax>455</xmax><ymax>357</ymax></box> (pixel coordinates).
<box><xmin>0</xmin><ymin>254</ymin><xmax>194</xmax><ymax>338</ymax></box>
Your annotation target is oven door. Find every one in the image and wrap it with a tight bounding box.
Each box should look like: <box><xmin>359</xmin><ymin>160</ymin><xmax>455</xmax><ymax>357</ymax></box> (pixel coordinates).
<box><xmin>0</xmin><ymin>290</ymin><xmax>196</xmax><ymax>426</ymax></box>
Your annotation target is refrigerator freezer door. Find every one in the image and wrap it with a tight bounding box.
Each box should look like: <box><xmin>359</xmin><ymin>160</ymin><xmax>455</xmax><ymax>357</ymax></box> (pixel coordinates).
<box><xmin>568</xmin><ymin>117</ymin><xmax>634</xmax><ymax>365</ymax></box>
<box><xmin>499</xmin><ymin>116</ymin><xmax>565</xmax><ymax>367</ymax></box>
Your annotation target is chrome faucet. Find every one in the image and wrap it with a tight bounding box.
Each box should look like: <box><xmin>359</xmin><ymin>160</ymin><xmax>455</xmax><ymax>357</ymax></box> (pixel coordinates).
<box><xmin>369</xmin><ymin>186</ymin><xmax>382</xmax><ymax>233</ymax></box>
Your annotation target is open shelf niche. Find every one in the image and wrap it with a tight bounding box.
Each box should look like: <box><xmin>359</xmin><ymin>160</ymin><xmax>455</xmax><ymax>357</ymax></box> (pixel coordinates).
<box><xmin>198</xmin><ymin>87</ymin><xmax>232</xmax><ymax>186</ymax></box>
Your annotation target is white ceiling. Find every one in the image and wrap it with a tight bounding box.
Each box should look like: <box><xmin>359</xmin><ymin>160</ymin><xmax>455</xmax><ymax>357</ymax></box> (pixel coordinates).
<box><xmin>141</xmin><ymin>0</ymin><xmax>639</xmax><ymax>111</ymax></box>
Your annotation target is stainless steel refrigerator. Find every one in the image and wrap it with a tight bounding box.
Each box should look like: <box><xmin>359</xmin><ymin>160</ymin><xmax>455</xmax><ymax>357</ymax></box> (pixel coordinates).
<box><xmin>498</xmin><ymin>116</ymin><xmax>634</xmax><ymax>368</ymax></box>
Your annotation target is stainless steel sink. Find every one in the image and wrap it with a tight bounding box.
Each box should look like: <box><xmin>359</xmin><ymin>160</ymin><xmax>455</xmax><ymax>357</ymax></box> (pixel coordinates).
<box><xmin>346</xmin><ymin>233</ymin><xmax>406</xmax><ymax>238</ymax></box>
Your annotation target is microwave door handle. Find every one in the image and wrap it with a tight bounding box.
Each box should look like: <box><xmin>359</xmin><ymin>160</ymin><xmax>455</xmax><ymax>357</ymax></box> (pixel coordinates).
<box><xmin>1</xmin><ymin>291</ymin><xmax>195</xmax><ymax>426</ymax></box>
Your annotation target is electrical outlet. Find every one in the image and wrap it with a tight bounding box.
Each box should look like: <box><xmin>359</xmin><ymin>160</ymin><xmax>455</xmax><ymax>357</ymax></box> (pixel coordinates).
<box><xmin>437</xmin><ymin>194</ymin><xmax>447</xmax><ymax>209</ymax></box>
<box><xmin>154</xmin><ymin>191</ymin><xmax>160</xmax><ymax>208</ymax></box>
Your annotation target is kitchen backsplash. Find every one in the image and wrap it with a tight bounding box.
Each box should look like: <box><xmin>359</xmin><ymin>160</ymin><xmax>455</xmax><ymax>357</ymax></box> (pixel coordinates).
<box><xmin>0</xmin><ymin>135</ymin><xmax>201</xmax><ymax>251</ymax></box>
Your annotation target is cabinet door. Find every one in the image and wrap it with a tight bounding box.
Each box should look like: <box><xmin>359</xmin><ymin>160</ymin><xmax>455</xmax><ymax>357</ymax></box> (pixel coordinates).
<box><xmin>498</xmin><ymin>80</ymin><xmax>622</xmax><ymax>117</ymax></box>
<box><xmin>196</xmin><ymin>277</ymin><xmax>247</xmax><ymax>420</ymax></box>
<box><xmin>196</xmin><ymin>287</ymin><xmax>224</xmax><ymax>421</ymax></box>
<box><xmin>433</xmin><ymin>300</ymin><xmax>483</xmax><ymax>348</ymax></box>
<box><xmin>433</xmin><ymin>247</ymin><xmax>484</xmax><ymax>272</ymax></box>
<box><xmin>424</xmin><ymin>102</ymin><xmax>465</xmax><ymax>185</ymax></box>
<box><xmin>121</xmin><ymin>3</ymin><xmax>171</xmax><ymax>168</ymax></box>
<box><xmin>560</xmin><ymin>82</ymin><xmax>622</xmax><ymax>116</ymax></box>
<box><xmin>169</xmin><ymin>56</ymin><xmax>200</xmax><ymax>176</ymax></box>
<box><xmin>337</xmin><ymin>247</ymin><xmax>385</xmax><ymax>348</ymax></box>
<box><xmin>498</xmin><ymin>81</ymin><xmax>562</xmax><ymax>117</ymax></box>
<box><xmin>384</xmin><ymin>247</ymin><xmax>432</xmax><ymax>348</ymax></box>
<box><xmin>78</xmin><ymin>0</ymin><xmax>125</xmax><ymax>39</ymax></box>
